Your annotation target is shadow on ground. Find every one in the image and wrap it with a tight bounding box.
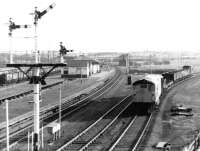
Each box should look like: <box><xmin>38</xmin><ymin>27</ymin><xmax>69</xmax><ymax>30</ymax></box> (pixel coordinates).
<box><xmin>61</xmin><ymin>96</ymin><xmax>151</xmax><ymax>123</ymax></box>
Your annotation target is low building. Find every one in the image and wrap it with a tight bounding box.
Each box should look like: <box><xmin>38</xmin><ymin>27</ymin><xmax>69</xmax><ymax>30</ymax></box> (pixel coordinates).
<box><xmin>62</xmin><ymin>58</ymin><xmax>100</xmax><ymax>78</ymax></box>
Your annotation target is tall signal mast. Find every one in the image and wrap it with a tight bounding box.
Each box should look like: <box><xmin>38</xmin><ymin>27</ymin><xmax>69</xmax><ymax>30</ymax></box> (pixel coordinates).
<box><xmin>31</xmin><ymin>4</ymin><xmax>55</xmax><ymax>151</ymax></box>
<box><xmin>7</xmin><ymin>3</ymin><xmax>66</xmax><ymax>151</ymax></box>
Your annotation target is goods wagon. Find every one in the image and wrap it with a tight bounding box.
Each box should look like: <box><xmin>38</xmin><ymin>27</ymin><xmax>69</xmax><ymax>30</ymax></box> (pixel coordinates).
<box><xmin>162</xmin><ymin>65</ymin><xmax>192</xmax><ymax>89</ymax></box>
<box><xmin>0</xmin><ymin>67</ymin><xmax>60</xmax><ymax>86</ymax></box>
<box><xmin>129</xmin><ymin>66</ymin><xmax>192</xmax><ymax>90</ymax></box>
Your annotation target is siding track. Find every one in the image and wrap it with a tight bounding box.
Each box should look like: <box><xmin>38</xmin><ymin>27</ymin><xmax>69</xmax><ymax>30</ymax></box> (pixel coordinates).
<box><xmin>0</xmin><ymin>70</ymin><xmax>121</xmax><ymax>150</ymax></box>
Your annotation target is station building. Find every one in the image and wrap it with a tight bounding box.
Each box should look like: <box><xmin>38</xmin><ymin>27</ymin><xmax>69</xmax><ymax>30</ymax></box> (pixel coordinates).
<box><xmin>61</xmin><ymin>56</ymin><xmax>100</xmax><ymax>78</ymax></box>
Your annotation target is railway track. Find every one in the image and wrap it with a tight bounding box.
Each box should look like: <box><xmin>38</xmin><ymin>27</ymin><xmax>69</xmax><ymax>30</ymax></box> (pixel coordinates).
<box><xmin>56</xmin><ymin>95</ymin><xmax>134</xmax><ymax>151</ymax></box>
<box><xmin>55</xmin><ymin>95</ymin><xmax>152</xmax><ymax>151</ymax></box>
<box><xmin>0</xmin><ymin>80</ymin><xmax>63</xmax><ymax>104</ymax></box>
<box><xmin>53</xmin><ymin>71</ymin><xmax>198</xmax><ymax>151</ymax></box>
<box><xmin>108</xmin><ymin>114</ymin><xmax>152</xmax><ymax>151</ymax></box>
<box><xmin>0</xmin><ymin>69</ymin><xmax>121</xmax><ymax>150</ymax></box>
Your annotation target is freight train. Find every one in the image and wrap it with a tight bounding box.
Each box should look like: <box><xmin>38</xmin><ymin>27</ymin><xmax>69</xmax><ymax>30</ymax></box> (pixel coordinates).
<box><xmin>0</xmin><ymin>67</ymin><xmax>60</xmax><ymax>86</ymax></box>
<box><xmin>131</xmin><ymin>65</ymin><xmax>192</xmax><ymax>113</ymax></box>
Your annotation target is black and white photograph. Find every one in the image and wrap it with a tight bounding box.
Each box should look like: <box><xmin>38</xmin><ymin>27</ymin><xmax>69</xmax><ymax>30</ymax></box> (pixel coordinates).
<box><xmin>1</xmin><ymin>0</ymin><xmax>200</xmax><ymax>151</ymax></box>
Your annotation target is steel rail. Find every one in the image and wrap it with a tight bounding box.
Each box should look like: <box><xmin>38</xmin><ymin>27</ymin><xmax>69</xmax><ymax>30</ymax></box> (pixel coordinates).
<box><xmin>108</xmin><ymin>116</ymin><xmax>137</xmax><ymax>151</ymax></box>
<box><xmin>57</xmin><ymin>95</ymin><xmax>133</xmax><ymax>151</ymax></box>
<box><xmin>131</xmin><ymin>114</ymin><xmax>152</xmax><ymax>151</ymax></box>
<box><xmin>0</xmin><ymin>69</ymin><xmax>121</xmax><ymax>150</ymax></box>
<box><xmin>0</xmin><ymin>71</ymin><xmax>117</xmax><ymax>132</ymax></box>
<box><xmin>7</xmin><ymin>73</ymin><xmax>121</xmax><ymax>149</ymax></box>
<box><xmin>78</xmin><ymin>99</ymin><xmax>134</xmax><ymax>151</ymax></box>
<box><xmin>0</xmin><ymin>69</ymin><xmax>120</xmax><ymax>138</ymax></box>
<box><xmin>0</xmin><ymin>81</ymin><xmax>63</xmax><ymax>104</ymax></box>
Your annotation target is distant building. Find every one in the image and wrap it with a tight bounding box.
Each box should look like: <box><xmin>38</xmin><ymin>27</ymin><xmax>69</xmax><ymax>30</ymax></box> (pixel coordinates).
<box><xmin>87</xmin><ymin>52</ymin><xmax>121</xmax><ymax>65</ymax></box>
<box><xmin>62</xmin><ymin>58</ymin><xmax>100</xmax><ymax>78</ymax></box>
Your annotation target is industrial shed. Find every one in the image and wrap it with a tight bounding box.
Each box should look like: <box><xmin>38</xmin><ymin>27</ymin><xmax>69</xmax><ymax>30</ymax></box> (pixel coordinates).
<box><xmin>62</xmin><ymin>59</ymin><xmax>100</xmax><ymax>78</ymax></box>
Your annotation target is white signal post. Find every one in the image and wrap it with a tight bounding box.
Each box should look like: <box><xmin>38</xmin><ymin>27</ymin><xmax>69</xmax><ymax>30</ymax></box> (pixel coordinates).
<box><xmin>27</xmin><ymin>131</ymin><xmax>29</xmax><ymax>151</ymax></box>
<box><xmin>9</xmin><ymin>24</ymin><xmax>13</xmax><ymax>64</ymax></box>
<box><xmin>5</xmin><ymin>99</ymin><xmax>9</xmax><ymax>151</ymax></box>
<box><xmin>9</xmin><ymin>37</ymin><xmax>13</xmax><ymax>64</ymax></box>
<box><xmin>33</xmin><ymin>8</ymin><xmax>40</xmax><ymax>149</ymax></box>
<box><xmin>8</xmin><ymin>18</ymin><xmax>14</xmax><ymax>64</ymax></box>
<box><xmin>32</xmin><ymin>4</ymin><xmax>55</xmax><ymax>151</ymax></box>
<box><xmin>60</xmin><ymin>55</ymin><xmax>64</xmax><ymax>75</ymax></box>
<box><xmin>5</xmin><ymin>4</ymin><xmax>63</xmax><ymax>151</ymax></box>
<box><xmin>59</xmin><ymin>83</ymin><xmax>62</xmax><ymax>137</ymax></box>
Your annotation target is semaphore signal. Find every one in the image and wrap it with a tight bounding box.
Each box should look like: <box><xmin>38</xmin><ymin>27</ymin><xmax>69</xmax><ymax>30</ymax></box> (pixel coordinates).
<box><xmin>8</xmin><ymin>18</ymin><xmax>31</xmax><ymax>64</ymax></box>
<box><xmin>59</xmin><ymin>42</ymin><xmax>73</xmax><ymax>56</ymax></box>
<box><xmin>8</xmin><ymin>18</ymin><xmax>31</xmax><ymax>36</ymax></box>
<box><xmin>31</xmin><ymin>3</ymin><xmax>56</xmax><ymax>25</ymax></box>
<box><xmin>6</xmin><ymin>3</ymin><xmax>66</xmax><ymax>151</ymax></box>
<box><xmin>59</xmin><ymin>42</ymin><xmax>73</xmax><ymax>75</ymax></box>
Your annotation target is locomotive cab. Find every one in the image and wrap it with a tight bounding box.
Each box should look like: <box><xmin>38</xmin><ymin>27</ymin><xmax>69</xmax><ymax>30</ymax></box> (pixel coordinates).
<box><xmin>132</xmin><ymin>74</ymin><xmax>162</xmax><ymax>114</ymax></box>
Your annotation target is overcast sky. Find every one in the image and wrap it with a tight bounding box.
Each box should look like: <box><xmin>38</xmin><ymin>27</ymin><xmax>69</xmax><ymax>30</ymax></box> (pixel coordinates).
<box><xmin>1</xmin><ymin>0</ymin><xmax>200</xmax><ymax>53</ymax></box>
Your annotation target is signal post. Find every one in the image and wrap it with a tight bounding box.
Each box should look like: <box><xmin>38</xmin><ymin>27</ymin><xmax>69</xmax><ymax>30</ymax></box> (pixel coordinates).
<box><xmin>6</xmin><ymin>3</ymin><xmax>67</xmax><ymax>151</ymax></box>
